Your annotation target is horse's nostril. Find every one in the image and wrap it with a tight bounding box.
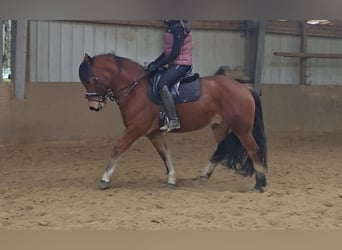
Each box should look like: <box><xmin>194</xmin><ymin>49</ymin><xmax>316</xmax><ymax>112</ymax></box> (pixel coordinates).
<box><xmin>89</xmin><ymin>106</ymin><xmax>99</xmax><ymax>112</ymax></box>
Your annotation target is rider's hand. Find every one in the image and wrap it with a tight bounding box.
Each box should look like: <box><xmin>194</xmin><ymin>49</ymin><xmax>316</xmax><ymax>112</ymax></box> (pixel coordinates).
<box><xmin>146</xmin><ymin>62</ymin><xmax>158</xmax><ymax>73</ymax></box>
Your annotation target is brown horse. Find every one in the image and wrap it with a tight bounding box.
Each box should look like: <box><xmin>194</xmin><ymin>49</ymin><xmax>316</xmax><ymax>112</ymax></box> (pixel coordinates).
<box><xmin>78</xmin><ymin>53</ymin><xmax>268</xmax><ymax>192</ymax></box>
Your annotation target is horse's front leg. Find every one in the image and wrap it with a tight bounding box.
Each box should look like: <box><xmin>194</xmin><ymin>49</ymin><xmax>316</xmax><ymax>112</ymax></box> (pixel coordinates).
<box><xmin>148</xmin><ymin>131</ymin><xmax>177</xmax><ymax>187</ymax></box>
<box><xmin>100</xmin><ymin>128</ymin><xmax>141</xmax><ymax>189</ymax></box>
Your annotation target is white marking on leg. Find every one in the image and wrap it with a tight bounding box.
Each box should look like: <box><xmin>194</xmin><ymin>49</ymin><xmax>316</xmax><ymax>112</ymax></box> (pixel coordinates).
<box><xmin>201</xmin><ymin>161</ymin><xmax>217</xmax><ymax>178</ymax></box>
<box><xmin>254</xmin><ymin>162</ymin><xmax>267</xmax><ymax>174</ymax></box>
<box><xmin>101</xmin><ymin>158</ymin><xmax>118</xmax><ymax>183</ymax></box>
<box><xmin>164</xmin><ymin>150</ymin><xmax>176</xmax><ymax>185</ymax></box>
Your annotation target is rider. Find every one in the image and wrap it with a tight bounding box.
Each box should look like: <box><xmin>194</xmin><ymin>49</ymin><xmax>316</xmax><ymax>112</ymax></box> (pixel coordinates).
<box><xmin>146</xmin><ymin>20</ymin><xmax>193</xmax><ymax>132</ymax></box>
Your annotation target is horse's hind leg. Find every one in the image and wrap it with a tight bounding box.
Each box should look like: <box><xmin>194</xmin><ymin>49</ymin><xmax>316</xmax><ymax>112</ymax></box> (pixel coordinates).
<box><xmin>148</xmin><ymin>131</ymin><xmax>177</xmax><ymax>186</ymax></box>
<box><xmin>236</xmin><ymin>133</ymin><xmax>267</xmax><ymax>192</ymax></box>
<box><xmin>200</xmin><ymin>160</ymin><xmax>219</xmax><ymax>182</ymax></box>
<box><xmin>200</xmin><ymin>121</ymin><xmax>229</xmax><ymax>182</ymax></box>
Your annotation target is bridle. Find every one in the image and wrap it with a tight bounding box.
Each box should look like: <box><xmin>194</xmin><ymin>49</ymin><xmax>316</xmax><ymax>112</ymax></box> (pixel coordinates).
<box><xmin>85</xmin><ymin>71</ymin><xmax>148</xmax><ymax>105</ymax></box>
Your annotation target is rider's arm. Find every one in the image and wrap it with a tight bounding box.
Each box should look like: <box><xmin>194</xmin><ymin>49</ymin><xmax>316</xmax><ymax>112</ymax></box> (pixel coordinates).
<box><xmin>153</xmin><ymin>27</ymin><xmax>186</xmax><ymax>67</ymax></box>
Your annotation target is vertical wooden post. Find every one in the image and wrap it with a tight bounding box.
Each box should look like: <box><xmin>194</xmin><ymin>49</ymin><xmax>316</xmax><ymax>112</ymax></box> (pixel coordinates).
<box><xmin>0</xmin><ymin>20</ymin><xmax>3</xmax><ymax>82</ymax></box>
<box><xmin>254</xmin><ymin>20</ymin><xmax>266</xmax><ymax>95</ymax></box>
<box><xmin>10</xmin><ymin>20</ymin><xmax>16</xmax><ymax>84</ymax></box>
<box><xmin>244</xmin><ymin>21</ymin><xmax>257</xmax><ymax>83</ymax></box>
<box><xmin>244</xmin><ymin>20</ymin><xmax>265</xmax><ymax>95</ymax></box>
<box><xmin>12</xmin><ymin>20</ymin><xmax>28</xmax><ymax>99</ymax></box>
<box><xmin>299</xmin><ymin>20</ymin><xmax>308</xmax><ymax>85</ymax></box>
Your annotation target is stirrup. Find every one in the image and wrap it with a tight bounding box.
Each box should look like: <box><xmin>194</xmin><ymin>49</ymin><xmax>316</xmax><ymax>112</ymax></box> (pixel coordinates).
<box><xmin>166</xmin><ymin>126</ymin><xmax>180</xmax><ymax>132</ymax></box>
<box><xmin>166</xmin><ymin>119</ymin><xmax>181</xmax><ymax>132</ymax></box>
<box><xmin>159</xmin><ymin>116</ymin><xmax>169</xmax><ymax>131</ymax></box>
<box><xmin>160</xmin><ymin>124</ymin><xmax>168</xmax><ymax>131</ymax></box>
<box><xmin>169</xmin><ymin>119</ymin><xmax>180</xmax><ymax>128</ymax></box>
<box><xmin>159</xmin><ymin>119</ymin><xmax>180</xmax><ymax>132</ymax></box>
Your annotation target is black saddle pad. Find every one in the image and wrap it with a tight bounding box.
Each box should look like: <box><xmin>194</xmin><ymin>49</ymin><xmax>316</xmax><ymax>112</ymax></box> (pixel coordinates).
<box><xmin>148</xmin><ymin>79</ymin><xmax>201</xmax><ymax>105</ymax></box>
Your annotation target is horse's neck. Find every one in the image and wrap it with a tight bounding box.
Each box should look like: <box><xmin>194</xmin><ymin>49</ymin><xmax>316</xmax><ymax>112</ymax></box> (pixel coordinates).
<box><xmin>109</xmin><ymin>59</ymin><xmax>148</xmax><ymax>105</ymax></box>
<box><xmin>111</xmin><ymin>58</ymin><xmax>145</xmax><ymax>90</ymax></box>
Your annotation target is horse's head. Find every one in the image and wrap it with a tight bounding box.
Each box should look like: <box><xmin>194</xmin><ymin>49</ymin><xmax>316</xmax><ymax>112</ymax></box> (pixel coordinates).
<box><xmin>78</xmin><ymin>53</ymin><xmax>114</xmax><ymax>111</ymax></box>
<box><xmin>79</xmin><ymin>52</ymin><xmax>147</xmax><ymax>109</ymax></box>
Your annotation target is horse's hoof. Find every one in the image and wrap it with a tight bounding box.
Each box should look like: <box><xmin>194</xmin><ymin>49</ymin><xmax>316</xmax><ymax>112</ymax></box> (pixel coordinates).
<box><xmin>253</xmin><ymin>187</ymin><xmax>264</xmax><ymax>193</ymax></box>
<box><xmin>166</xmin><ymin>183</ymin><xmax>177</xmax><ymax>188</ymax></box>
<box><xmin>199</xmin><ymin>175</ymin><xmax>209</xmax><ymax>183</ymax></box>
<box><xmin>100</xmin><ymin>180</ymin><xmax>110</xmax><ymax>190</ymax></box>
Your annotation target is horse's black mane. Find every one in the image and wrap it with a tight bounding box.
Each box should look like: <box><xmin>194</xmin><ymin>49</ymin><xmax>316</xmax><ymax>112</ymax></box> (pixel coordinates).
<box><xmin>99</xmin><ymin>52</ymin><xmax>125</xmax><ymax>66</ymax></box>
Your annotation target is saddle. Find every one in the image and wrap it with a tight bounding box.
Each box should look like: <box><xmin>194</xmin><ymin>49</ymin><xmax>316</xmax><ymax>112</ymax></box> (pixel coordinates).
<box><xmin>148</xmin><ymin>67</ymin><xmax>201</xmax><ymax>106</ymax></box>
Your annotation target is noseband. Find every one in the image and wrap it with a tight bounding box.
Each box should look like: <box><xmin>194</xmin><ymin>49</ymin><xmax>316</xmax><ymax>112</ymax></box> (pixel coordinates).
<box><xmin>85</xmin><ymin>89</ymin><xmax>115</xmax><ymax>103</ymax></box>
<box><xmin>84</xmin><ymin>76</ymin><xmax>116</xmax><ymax>103</ymax></box>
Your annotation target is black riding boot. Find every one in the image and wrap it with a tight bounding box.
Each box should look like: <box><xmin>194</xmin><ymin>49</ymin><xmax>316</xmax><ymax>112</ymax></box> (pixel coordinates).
<box><xmin>159</xmin><ymin>85</ymin><xmax>181</xmax><ymax>132</ymax></box>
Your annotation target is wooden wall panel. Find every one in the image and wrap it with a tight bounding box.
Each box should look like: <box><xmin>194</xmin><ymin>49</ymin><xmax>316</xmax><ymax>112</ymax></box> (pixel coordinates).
<box><xmin>28</xmin><ymin>20</ymin><xmax>342</xmax><ymax>84</ymax></box>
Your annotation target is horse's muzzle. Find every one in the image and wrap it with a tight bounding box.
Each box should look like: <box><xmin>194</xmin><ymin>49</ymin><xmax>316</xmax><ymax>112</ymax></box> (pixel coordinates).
<box><xmin>88</xmin><ymin>100</ymin><xmax>106</xmax><ymax>111</ymax></box>
<box><xmin>89</xmin><ymin>106</ymin><xmax>100</xmax><ymax>112</ymax></box>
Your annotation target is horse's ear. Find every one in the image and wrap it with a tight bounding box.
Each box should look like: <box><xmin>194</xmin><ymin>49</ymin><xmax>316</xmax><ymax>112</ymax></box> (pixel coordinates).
<box><xmin>84</xmin><ymin>53</ymin><xmax>91</xmax><ymax>64</ymax></box>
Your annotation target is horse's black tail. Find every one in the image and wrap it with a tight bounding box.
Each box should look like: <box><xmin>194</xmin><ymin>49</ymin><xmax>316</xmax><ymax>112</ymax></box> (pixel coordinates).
<box><xmin>251</xmin><ymin>89</ymin><xmax>267</xmax><ymax>169</ymax></box>
<box><xmin>211</xmin><ymin>89</ymin><xmax>267</xmax><ymax>177</ymax></box>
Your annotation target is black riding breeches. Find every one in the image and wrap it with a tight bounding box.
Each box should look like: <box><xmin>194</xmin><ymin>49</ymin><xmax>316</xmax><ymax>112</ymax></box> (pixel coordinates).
<box><xmin>157</xmin><ymin>64</ymin><xmax>191</xmax><ymax>93</ymax></box>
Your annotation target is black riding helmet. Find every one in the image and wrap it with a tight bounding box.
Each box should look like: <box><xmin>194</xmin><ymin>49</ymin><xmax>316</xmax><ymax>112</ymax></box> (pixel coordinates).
<box><xmin>164</xmin><ymin>20</ymin><xmax>191</xmax><ymax>33</ymax></box>
<box><xmin>164</xmin><ymin>19</ymin><xmax>180</xmax><ymax>24</ymax></box>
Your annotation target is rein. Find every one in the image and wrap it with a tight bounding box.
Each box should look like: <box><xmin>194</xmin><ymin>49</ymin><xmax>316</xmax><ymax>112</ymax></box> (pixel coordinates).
<box><xmin>112</xmin><ymin>71</ymin><xmax>148</xmax><ymax>104</ymax></box>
